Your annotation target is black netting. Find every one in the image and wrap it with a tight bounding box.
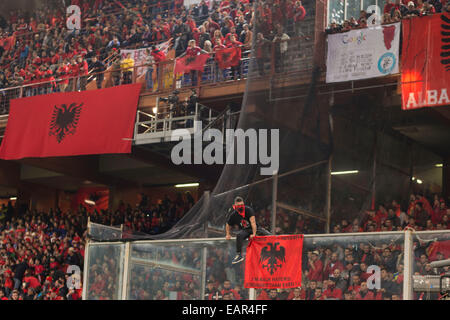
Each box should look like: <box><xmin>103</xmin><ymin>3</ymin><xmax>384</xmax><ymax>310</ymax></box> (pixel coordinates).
<box><xmin>87</xmin><ymin>1</ymin><xmax>445</xmax><ymax>242</ymax></box>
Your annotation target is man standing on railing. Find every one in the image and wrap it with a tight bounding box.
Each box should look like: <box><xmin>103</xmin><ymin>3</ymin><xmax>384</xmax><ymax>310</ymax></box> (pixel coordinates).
<box><xmin>89</xmin><ymin>56</ymin><xmax>106</xmax><ymax>89</ymax></box>
<box><xmin>226</xmin><ymin>196</ymin><xmax>271</xmax><ymax>264</ymax></box>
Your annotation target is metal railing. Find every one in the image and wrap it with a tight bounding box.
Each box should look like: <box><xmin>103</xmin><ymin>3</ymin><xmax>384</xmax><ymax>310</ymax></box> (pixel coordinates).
<box><xmin>83</xmin><ymin>225</ymin><xmax>450</xmax><ymax>300</ymax></box>
<box><xmin>0</xmin><ymin>36</ymin><xmax>315</xmax><ymax>115</ymax></box>
<box><xmin>134</xmin><ymin>101</ymin><xmax>221</xmax><ymax>144</ymax></box>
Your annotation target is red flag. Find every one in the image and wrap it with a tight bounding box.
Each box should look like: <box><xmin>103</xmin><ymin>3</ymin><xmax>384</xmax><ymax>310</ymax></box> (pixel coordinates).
<box><xmin>73</xmin><ymin>187</ymin><xmax>109</xmax><ymax>213</ymax></box>
<box><xmin>244</xmin><ymin>234</ymin><xmax>303</xmax><ymax>289</ymax></box>
<box><xmin>215</xmin><ymin>47</ymin><xmax>241</xmax><ymax>69</ymax></box>
<box><xmin>426</xmin><ymin>239</ymin><xmax>450</xmax><ymax>261</ymax></box>
<box><xmin>174</xmin><ymin>53</ymin><xmax>210</xmax><ymax>74</ymax></box>
<box><xmin>0</xmin><ymin>83</ymin><xmax>142</xmax><ymax>160</ymax></box>
<box><xmin>0</xmin><ymin>35</ymin><xmax>15</xmax><ymax>51</ymax></box>
<box><xmin>401</xmin><ymin>13</ymin><xmax>450</xmax><ymax>110</ymax></box>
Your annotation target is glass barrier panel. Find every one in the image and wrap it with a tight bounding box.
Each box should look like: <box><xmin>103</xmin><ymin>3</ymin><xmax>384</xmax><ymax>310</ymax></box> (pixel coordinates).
<box><xmin>127</xmin><ymin>242</ymin><xmax>203</xmax><ymax>300</ymax></box>
<box><xmin>254</xmin><ymin>232</ymin><xmax>405</xmax><ymax>300</ymax></box>
<box><xmin>204</xmin><ymin>239</ymin><xmax>250</xmax><ymax>300</ymax></box>
<box><xmin>411</xmin><ymin>231</ymin><xmax>450</xmax><ymax>300</ymax></box>
<box><xmin>84</xmin><ymin>243</ymin><xmax>125</xmax><ymax>300</ymax></box>
<box><xmin>88</xmin><ymin>222</ymin><xmax>122</xmax><ymax>241</ymax></box>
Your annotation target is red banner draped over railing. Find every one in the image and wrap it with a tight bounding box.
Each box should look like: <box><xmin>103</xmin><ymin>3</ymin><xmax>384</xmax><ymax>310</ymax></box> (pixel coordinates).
<box><xmin>0</xmin><ymin>83</ymin><xmax>142</xmax><ymax>160</ymax></box>
<box><xmin>244</xmin><ymin>234</ymin><xmax>303</xmax><ymax>289</ymax></box>
<box><xmin>401</xmin><ymin>13</ymin><xmax>450</xmax><ymax>110</ymax></box>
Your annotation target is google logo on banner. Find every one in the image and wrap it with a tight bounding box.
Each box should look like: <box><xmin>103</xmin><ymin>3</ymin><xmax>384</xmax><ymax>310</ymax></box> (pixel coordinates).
<box><xmin>342</xmin><ymin>32</ymin><xmax>367</xmax><ymax>45</ymax></box>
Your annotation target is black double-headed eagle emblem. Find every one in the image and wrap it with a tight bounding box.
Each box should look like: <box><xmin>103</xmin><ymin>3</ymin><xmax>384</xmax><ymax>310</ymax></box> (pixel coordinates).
<box><xmin>49</xmin><ymin>103</ymin><xmax>83</xmax><ymax>143</ymax></box>
<box><xmin>259</xmin><ymin>242</ymin><xmax>286</xmax><ymax>275</ymax></box>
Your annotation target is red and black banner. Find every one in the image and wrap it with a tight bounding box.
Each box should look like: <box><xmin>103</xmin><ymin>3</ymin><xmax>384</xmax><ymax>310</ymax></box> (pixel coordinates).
<box><xmin>215</xmin><ymin>47</ymin><xmax>241</xmax><ymax>69</ymax></box>
<box><xmin>244</xmin><ymin>234</ymin><xmax>303</xmax><ymax>289</ymax></box>
<box><xmin>0</xmin><ymin>83</ymin><xmax>142</xmax><ymax>160</ymax></box>
<box><xmin>426</xmin><ymin>239</ymin><xmax>450</xmax><ymax>260</ymax></box>
<box><xmin>174</xmin><ymin>53</ymin><xmax>210</xmax><ymax>74</ymax></box>
<box><xmin>0</xmin><ymin>35</ymin><xmax>15</xmax><ymax>51</ymax></box>
<box><xmin>73</xmin><ymin>187</ymin><xmax>109</xmax><ymax>213</ymax></box>
<box><xmin>401</xmin><ymin>13</ymin><xmax>450</xmax><ymax>110</ymax></box>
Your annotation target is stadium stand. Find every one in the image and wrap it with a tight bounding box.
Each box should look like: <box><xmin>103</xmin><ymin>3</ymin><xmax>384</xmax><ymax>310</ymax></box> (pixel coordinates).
<box><xmin>0</xmin><ymin>0</ymin><xmax>449</xmax><ymax>301</ymax></box>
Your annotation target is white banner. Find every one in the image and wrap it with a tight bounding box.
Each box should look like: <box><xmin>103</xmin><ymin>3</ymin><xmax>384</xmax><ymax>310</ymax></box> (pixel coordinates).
<box><xmin>120</xmin><ymin>40</ymin><xmax>172</xmax><ymax>77</ymax></box>
<box><xmin>326</xmin><ymin>23</ymin><xmax>400</xmax><ymax>83</ymax></box>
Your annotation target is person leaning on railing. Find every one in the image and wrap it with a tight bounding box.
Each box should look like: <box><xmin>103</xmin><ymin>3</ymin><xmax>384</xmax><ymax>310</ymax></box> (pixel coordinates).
<box><xmin>255</xmin><ymin>33</ymin><xmax>271</xmax><ymax>77</ymax></box>
<box><xmin>226</xmin><ymin>35</ymin><xmax>243</xmax><ymax>80</ymax></box>
<box><xmin>272</xmin><ymin>26</ymin><xmax>290</xmax><ymax>74</ymax></box>
<box><xmin>120</xmin><ymin>53</ymin><xmax>135</xmax><ymax>85</ymax></box>
<box><xmin>77</xmin><ymin>56</ymin><xmax>89</xmax><ymax>91</ymax></box>
<box><xmin>89</xmin><ymin>56</ymin><xmax>106</xmax><ymax>90</ymax></box>
<box><xmin>111</xmin><ymin>53</ymin><xmax>122</xmax><ymax>87</ymax></box>
<box><xmin>150</xmin><ymin>45</ymin><xmax>167</xmax><ymax>90</ymax></box>
<box><xmin>213</xmin><ymin>38</ymin><xmax>226</xmax><ymax>82</ymax></box>
<box><xmin>178</xmin><ymin>39</ymin><xmax>209</xmax><ymax>87</ymax></box>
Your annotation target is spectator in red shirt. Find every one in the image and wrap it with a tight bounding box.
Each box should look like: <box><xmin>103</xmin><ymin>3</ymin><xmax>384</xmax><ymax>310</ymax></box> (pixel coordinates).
<box><xmin>178</xmin><ymin>39</ymin><xmax>209</xmax><ymax>86</ymax></box>
<box><xmin>77</xmin><ymin>55</ymin><xmax>89</xmax><ymax>91</ymax></box>
<box><xmin>323</xmin><ymin>279</ymin><xmax>343</xmax><ymax>300</ymax></box>
<box><xmin>324</xmin><ymin>252</ymin><xmax>344</xmax><ymax>279</ymax></box>
<box><xmin>355</xmin><ymin>281</ymin><xmax>375</xmax><ymax>300</ymax></box>
<box><xmin>306</xmin><ymin>250</ymin><xmax>323</xmax><ymax>282</ymax></box>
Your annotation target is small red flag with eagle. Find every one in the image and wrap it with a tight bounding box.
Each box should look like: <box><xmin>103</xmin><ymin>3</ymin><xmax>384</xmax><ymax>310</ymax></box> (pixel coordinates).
<box><xmin>244</xmin><ymin>234</ymin><xmax>303</xmax><ymax>289</ymax></box>
<box><xmin>215</xmin><ymin>47</ymin><xmax>241</xmax><ymax>69</ymax></box>
<box><xmin>174</xmin><ymin>53</ymin><xmax>210</xmax><ymax>74</ymax></box>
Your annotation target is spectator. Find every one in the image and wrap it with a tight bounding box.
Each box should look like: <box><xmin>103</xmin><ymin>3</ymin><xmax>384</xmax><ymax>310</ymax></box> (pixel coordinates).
<box><xmin>306</xmin><ymin>250</ymin><xmax>323</xmax><ymax>282</ymax></box>
<box><xmin>355</xmin><ymin>281</ymin><xmax>375</xmax><ymax>300</ymax></box>
<box><xmin>178</xmin><ymin>39</ymin><xmax>209</xmax><ymax>86</ymax></box>
<box><xmin>272</xmin><ymin>27</ymin><xmax>290</xmax><ymax>73</ymax></box>
<box><xmin>89</xmin><ymin>56</ymin><xmax>106</xmax><ymax>89</ymax></box>
<box><xmin>144</xmin><ymin>48</ymin><xmax>154</xmax><ymax>91</ymax></box>
<box><xmin>225</xmin><ymin>34</ymin><xmax>242</xmax><ymax>80</ymax></box>
<box><xmin>120</xmin><ymin>52</ymin><xmax>134</xmax><ymax>85</ymax></box>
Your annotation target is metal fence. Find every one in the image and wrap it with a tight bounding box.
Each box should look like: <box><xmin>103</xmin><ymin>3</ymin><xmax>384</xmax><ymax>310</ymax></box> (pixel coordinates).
<box><xmin>0</xmin><ymin>36</ymin><xmax>314</xmax><ymax>115</ymax></box>
<box><xmin>82</xmin><ymin>227</ymin><xmax>450</xmax><ymax>300</ymax></box>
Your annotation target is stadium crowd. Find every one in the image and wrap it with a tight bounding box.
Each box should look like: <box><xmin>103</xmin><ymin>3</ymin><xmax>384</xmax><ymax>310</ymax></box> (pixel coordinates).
<box><xmin>0</xmin><ymin>0</ymin><xmax>311</xmax><ymax>113</ymax></box>
<box><xmin>326</xmin><ymin>0</ymin><xmax>450</xmax><ymax>34</ymax></box>
<box><xmin>0</xmin><ymin>0</ymin><xmax>449</xmax><ymax>301</ymax></box>
<box><xmin>0</xmin><ymin>191</ymin><xmax>194</xmax><ymax>300</ymax></box>
<box><xmin>0</xmin><ymin>187</ymin><xmax>449</xmax><ymax>300</ymax></box>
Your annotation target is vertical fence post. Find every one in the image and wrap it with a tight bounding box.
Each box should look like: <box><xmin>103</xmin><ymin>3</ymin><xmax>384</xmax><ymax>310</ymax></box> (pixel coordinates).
<box><xmin>325</xmin><ymin>155</ymin><xmax>332</xmax><ymax>233</ymax></box>
<box><xmin>403</xmin><ymin>229</ymin><xmax>414</xmax><ymax>300</ymax></box>
<box><xmin>121</xmin><ymin>242</ymin><xmax>131</xmax><ymax>300</ymax></box>
<box><xmin>82</xmin><ymin>240</ymin><xmax>90</xmax><ymax>300</ymax></box>
<box><xmin>249</xmin><ymin>288</ymin><xmax>256</xmax><ymax>300</ymax></box>
<box><xmin>201</xmin><ymin>245</ymin><xmax>208</xmax><ymax>300</ymax></box>
<box><xmin>271</xmin><ymin>173</ymin><xmax>278</xmax><ymax>234</ymax></box>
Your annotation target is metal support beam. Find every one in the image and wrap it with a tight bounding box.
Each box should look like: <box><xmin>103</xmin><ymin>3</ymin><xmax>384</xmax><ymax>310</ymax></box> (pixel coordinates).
<box><xmin>271</xmin><ymin>174</ymin><xmax>278</xmax><ymax>234</ymax></box>
<box><xmin>325</xmin><ymin>155</ymin><xmax>332</xmax><ymax>233</ymax></box>
<box><xmin>121</xmin><ymin>242</ymin><xmax>131</xmax><ymax>300</ymax></box>
<box><xmin>403</xmin><ymin>229</ymin><xmax>414</xmax><ymax>300</ymax></box>
<box><xmin>201</xmin><ymin>246</ymin><xmax>207</xmax><ymax>300</ymax></box>
<box><xmin>81</xmin><ymin>240</ymin><xmax>90</xmax><ymax>300</ymax></box>
<box><xmin>277</xmin><ymin>201</ymin><xmax>327</xmax><ymax>222</ymax></box>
